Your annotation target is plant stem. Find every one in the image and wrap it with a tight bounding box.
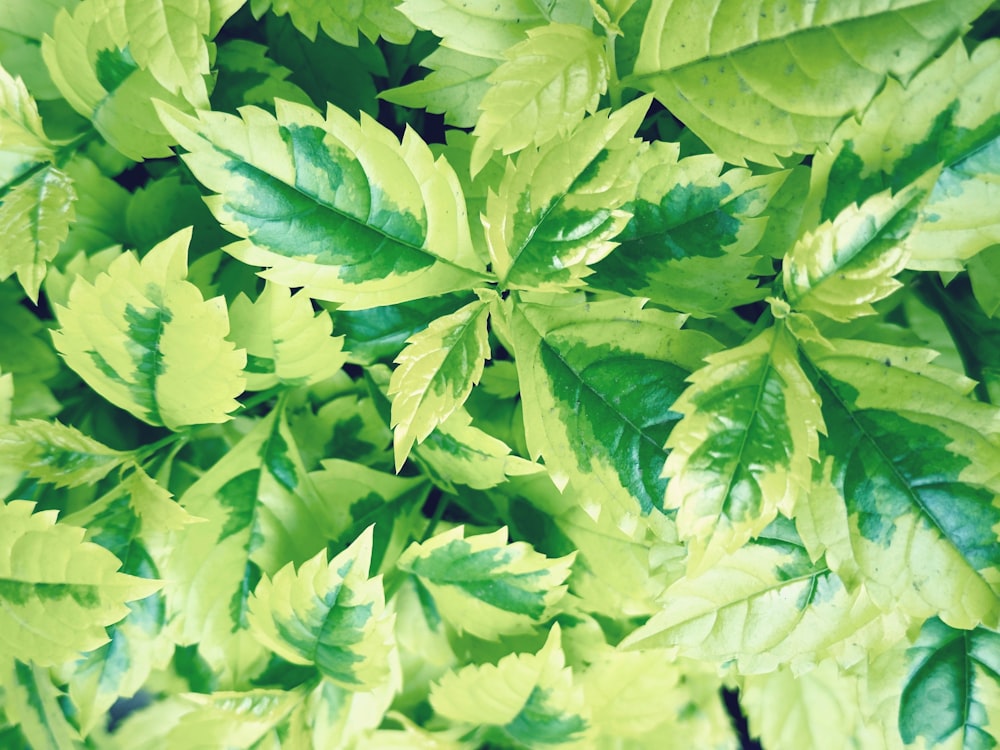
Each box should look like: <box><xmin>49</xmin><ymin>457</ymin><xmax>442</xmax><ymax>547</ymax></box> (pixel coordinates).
<box><xmin>605</xmin><ymin>29</ymin><xmax>622</xmax><ymax>110</ymax></box>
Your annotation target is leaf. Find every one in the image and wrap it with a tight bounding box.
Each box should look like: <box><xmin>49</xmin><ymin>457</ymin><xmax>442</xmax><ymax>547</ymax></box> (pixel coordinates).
<box><xmin>229</xmin><ymin>281</ymin><xmax>347</xmax><ymax>391</ymax></box>
<box><xmin>164</xmin><ymin>689</ymin><xmax>302</xmax><ymax>750</ymax></box>
<box><xmin>0</xmin><ymin>61</ymin><xmax>51</xmax><ymax>160</ymax></box>
<box><xmin>809</xmin><ymin>39</ymin><xmax>1000</xmax><ymax>271</ymax></box>
<box><xmin>247</xmin><ymin>526</ymin><xmax>395</xmax><ymax>690</ymax></box>
<box><xmin>396</xmin><ymin>525</ymin><xmax>575</xmax><ymax>640</ymax></box>
<box><xmin>469</xmin><ymin>23</ymin><xmax>608</xmax><ymax>174</ymax></box>
<box><xmin>429</xmin><ymin>625</ymin><xmax>590</xmax><ymax>747</ymax></box>
<box><xmin>379</xmin><ymin>47</ymin><xmax>497</xmax><ymax>129</ymax></box>
<box><xmin>485</xmin><ymin>98</ymin><xmax>648</xmax><ymax>292</ymax></box>
<box><xmin>51</xmin><ymin>227</ymin><xmax>246</xmax><ymax>431</ymax></box>
<box><xmin>0</xmin><ymin>164</ymin><xmax>76</xmax><ymax>302</ymax></box>
<box><xmin>508</xmin><ymin>296</ymin><xmax>719</xmax><ymax>530</ymax></box>
<box><xmin>61</xmin><ymin>472</ymin><xmax>175</xmax><ymax>736</ymax></box>
<box><xmin>0</xmin><ymin>418</ymin><xmax>131</xmax><ymax>488</ymax></box>
<box><xmin>163</xmin><ymin>408</ymin><xmax>337</xmax><ymax>677</ymax></box>
<box><xmin>588</xmin><ymin>141</ymin><xmax>781</xmax><ymax>317</ymax></box>
<box><xmin>663</xmin><ymin>322</ymin><xmax>823</xmax><ymax>571</ymax></box>
<box><xmin>740</xmin><ymin>660</ymin><xmax>866</xmax><ymax>750</ymax></box>
<box><xmin>104</xmin><ymin>0</ymin><xmax>212</xmax><ymax>105</ymax></box>
<box><xmin>2</xmin><ymin>660</ymin><xmax>82</xmax><ymax>750</ymax></box>
<box><xmin>396</xmin><ymin>0</ymin><xmax>576</xmax><ymax>59</ymax></box>
<box><xmin>621</xmin><ymin>518</ymin><xmax>908</xmax><ymax>674</ymax></box>
<box><xmin>783</xmin><ymin>183</ymin><xmax>933</xmax><ymax>322</ymax></box>
<box><xmin>282</xmin><ymin>676</ymin><xmax>400</xmax><ymax>750</ymax></box>
<box><xmin>631</xmin><ymin>0</ymin><xmax>992</xmax><ymax>165</ymax></box>
<box><xmin>158</xmin><ymin>99</ymin><xmax>489</xmax><ymax>309</ymax></box>
<box><xmin>0</xmin><ymin>499</ymin><xmax>161</xmax><ymax>666</ymax></box>
<box><xmin>41</xmin><ymin>1</ymin><xmax>197</xmax><ymax>160</ymax></box>
<box><xmin>212</xmin><ymin>39</ymin><xmax>312</xmax><ymax>113</ymax></box>
<box><xmin>388</xmin><ymin>298</ymin><xmax>490</xmax><ymax>469</ymax></box>
<box><xmin>253</xmin><ymin>0</ymin><xmax>414</xmax><ymax>45</ymax></box>
<box><xmin>802</xmin><ymin>338</ymin><xmax>1000</xmax><ymax>629</ymax></box>
<box><xmin>899</xmin><ymin>617</ymin><xmax>1000</xmax><ymax>749</ymax></box>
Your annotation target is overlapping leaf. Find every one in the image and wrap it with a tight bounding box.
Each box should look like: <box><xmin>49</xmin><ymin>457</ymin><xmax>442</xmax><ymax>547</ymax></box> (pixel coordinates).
<box><xmin>783</xmin><ymin>185</ymin><xmax>928</xmax><ymax>322</ymax></box>
<box><xmin>379</xmin><ymin>48</ymin><xmax>497</xmax><ymax>128</ymax></box>
<box><xmin>631</xmin><ymin>0</ymin><xmax>991</xmax><ymax>164</ymax></box>
<box><xmin>247</xmin><ymin>527</ymin><xmax>394</xmax><ymax>689</ymax></box>
<box><xmin>802</xmin><ymin>338</ymin><xmax>1000</xmax><ymax>629</ymax></box>
<box><xmin>252</xmin><ymin>0</ymin><xmax>414</xmax><ymax>45</ymax></box>
<box><xmin>159</xmin><ymin>99</ymin><xmax>488</xmax><ymax>309</ymax></box>
<box><xmin>899</xmin><ymin>617</ymin><xmax>1000</xmax><ymax>749</ymax></box>
<box><xmin>388</xmin><ymin>298</ymin><xmax>490</xmax><ymax>469</ymax></box>
<box><xmin>229</xmin><ymin>281</ymin><xmax>347</xmax><ymax>391</ymax></box>
<box><xmin>588</xmin><ymin>141</ymin><xmax>779</xmax><ymax>316</ymax></box>
<box><xmin>52</xmin><ymin>228</ymin><xmax>246</xmax><ymax>431</ymax></box>
<box><xmin>663</xmin><ymin>322</ymin><xmax>823</xmax><ymax>571</ymax></box>
<box><xmin>163</xmin><ymin>408</ymin><xmax>336</xmax><ymax>677</ymax></box>
<box><xmin>484</xmin><ymin>99</ymin><xmax>646</xmax><ymax>292</ymax></box>
<box><xmin>622</xmin><ymin>519</ymin><xmax>908</xmax><ymax>673</ymax></box>
<box><xmin>397</xmin><ymin>526</ymin><xmax>574</xmax><ymax>640</ymax></box>
<box><xmin>508</xmin><ymin>296</ymin><xmax>719</xmax><ymax>530</ymax></box>
<box><xmin>469</xmin><ymin>23</ymin><xmax>607</xmax><ymax>174</ymax></box>
<box><xmin>809</xmin><ymin>38</ymin><xmax>1000</xmax><ymax>271</ymax></box>
<box><xmin>164</xmin><ymin>689</ymin><xmax>303</xmax><ymax>750</ymax></box>
<box><xmin>0</xmin><ymin>500</ymin><xmax>161</xmax><ymax>666</ymax></box>
<box><xmin>103</xmin><ymin>0</ymin><xmax>213</xmax><ymax>106</ymax></box>
<box><xmin>430</xmin><ymin>626</ymin><xmax>590</xmax><ymax>747</ymax></box>
<box><xmin>2</xmin><ymin>660</ymin><xmax>81</xmax><ymax>750</ymax></box>
<box><xmin>61</xmin><ymin>468</ymin><xmax>182</xmax><ymax>736</ymax></box>
<box><xmin>0</xmin><ymin>418</ymin><xmax>131</xmax><ymax>488</ymax></box>
<box><xmin>42</xmin><ymin>0</ymin><xmax>197</xmax><ymax>159</ymax></box>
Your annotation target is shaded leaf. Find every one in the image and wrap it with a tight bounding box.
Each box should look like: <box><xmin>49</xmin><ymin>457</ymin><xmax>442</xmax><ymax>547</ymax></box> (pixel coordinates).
<box><xmin>0</xmin><ymin>418</ymin><xmax>131</xmax><ymax>488</ymax></box>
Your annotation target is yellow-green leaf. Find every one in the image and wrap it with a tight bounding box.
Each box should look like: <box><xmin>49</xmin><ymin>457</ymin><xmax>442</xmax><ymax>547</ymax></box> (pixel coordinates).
<box><xmin>0</xmin><ymin>418</ymin><xmax>131</xmax><ymax>488</ymax></box>
<box><xmin>0</xmin><ymin>500</ymin><xmax>161</xmax><ymax>666</ymax></box>
<box><xmin>52</xmin><ymin>227</ymin><xmax>246</xmax><ymax>431</ymax></box>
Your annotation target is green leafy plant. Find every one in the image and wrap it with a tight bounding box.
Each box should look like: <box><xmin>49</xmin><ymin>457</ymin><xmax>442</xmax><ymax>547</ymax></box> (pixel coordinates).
<box><xmin>1</xmin><ymin>0</ymin><xmax>1000</xmax><ymax>747</ymax></box>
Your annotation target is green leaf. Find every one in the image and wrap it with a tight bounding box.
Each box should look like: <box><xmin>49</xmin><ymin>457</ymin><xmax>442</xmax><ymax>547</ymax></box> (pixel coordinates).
<box><xmin>622</xmin><ymin>519</ymin><xmax>908</xmax><ymax>673</ymax></box>
<box><xmin>52</xmin><ymin>228</ymin><xmax>246</xmax><ymax>430</ymax></box>
<box><xmin>429</xmin><ymin>625</ymin><xmax>590</xmax><ymax>747</ymax></box>
<box><xmin>783</xmin><ymin>182</ymin><xmax>932</xmax><ymax>322</ymax></box>
<box><xmin>2</xmin><ymin>659</ymin><xmax>82</xmax><ymax>750</ymax></box>
<box><xmin>803</xmin><ymin>338</ymin><xmax>1000</xmax><ymax>629</ymax></box>
<box><xmin>587</xmin><ymin>141</ymin><xmax>781</xmax><ymax>317</ymax></box>
<box><xmin>508</xmin><ymin>296</ymin><xmax>719</xmax><ymax>530</ymax></box>
<box><xmin>485</xmin><ymin>98</ymin><xmax>647</xmax><ymax>292</ymax></box>
<box><xmin>282</xmin><ymin>676</ymin><xmax>400</xmax><ymax>750</ymax></box>
<box><xmin>253</xmin><ymin>0</ymin><xmax>414</xmax><ymax>45</ymax></box>
<box><xmin>229</xmin><ymin>281</ymin><xmax>347</xmax><ymax>391</ymax></box>
<box><xmin>103</xmin><ymin>0</ymin><xmax>212</xmax><ymax>106</ymax></box>
<box><xmin>664</xmin><ymin>322</ymin><xmax>823</xmax><ymax>571</ymax></box>
<box><xmin>0</xmin><ymin>499</ymin><xmax>161</xmax><ymax>666</ymax></box>
<box><xmin>158</xmin><ymin>99</ymin><xmax>489</xmax><ymax>309</ymax></box>
<box><xmin>0</xmin><ymin>164</ymin><xmax>76</xmax><ymax>302</ymax></box>
<box><xmin>899</xmin><ymin>617</ymin><xmax>1000</xmax><ymax>749</ymax></box>
<box><xmin>388</xmin><ymin>298</ymin><xmax>490</xmax><ymax>469</ymax></box>
<box><xmin>379</xmin><ymin>47</ymin><xmax>497</xmax><ymax>129</ymax></box>
<box><xmin>632</xmin><ymin>0</ymin><xmax>992</xmax><ymax>165</ymax></box>
<box><xmin>247</xmin><ymin>526</ymin><xmax>395</xmax><ymax>690</ymax></box>
<box><xmin>41</xmin><ymin>1</ymin><xmax>198</xmax><ymax>160</ymax></box>
<box><xmin>163</xmin><ymin>408</ymin><xmax>337</xmax><ymax>677</ymax></box>
<box><xmin>0</xmin><ymin>418</ymin><xmax>131</xmax><ymax>488</ymax></box>
<box><xmin>397</xmin><ymin>525</ymin><xmax>575</xmax><ymax>640</ymax></box>
<box><xmin>469</xmin><ymin>23</ymin><xmax>608</xmax><ymax>174</ymax></box>
<box><xmin>212</xmin><ymin>39</ymin><xmax>312</xmax><ymax>114</ymax></box>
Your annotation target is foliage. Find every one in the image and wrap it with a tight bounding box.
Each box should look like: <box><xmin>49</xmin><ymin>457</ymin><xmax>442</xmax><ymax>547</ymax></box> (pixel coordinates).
<box><xmin>1</xmin><ymin>0</ymin><xmax>999</xmax><ymax>748</ymax></box>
